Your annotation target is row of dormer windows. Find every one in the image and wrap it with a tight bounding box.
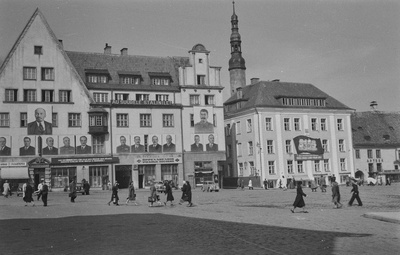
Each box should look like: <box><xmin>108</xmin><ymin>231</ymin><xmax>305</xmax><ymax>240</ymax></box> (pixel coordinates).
<box><xmin>4</xmin><ymin>89</ymin><xmax>71</xmax><ymax>103</ymax></box>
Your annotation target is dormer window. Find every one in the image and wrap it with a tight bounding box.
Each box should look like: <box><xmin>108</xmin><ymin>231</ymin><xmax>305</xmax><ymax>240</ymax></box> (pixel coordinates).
<box><xmin>85</xmin><ymin>69</ymin><xmax>110</xmax><ymax>84</ymax></box>
<box><xmin>197</xmin><ymin>75</ymin><xmax>205</xmax><ymax>85</ymax></box>
<box><xmin>118</xmin><ymin>71</ymin><xmax>142</xmax><ymax>85</ymax></box>
<box><xmin>148</xmin><ymin>72</ymin><xmax>171</xmax><ymax>86</ymax></box>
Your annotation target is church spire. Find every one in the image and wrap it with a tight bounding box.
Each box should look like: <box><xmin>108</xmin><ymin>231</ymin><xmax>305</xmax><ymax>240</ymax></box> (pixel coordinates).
<box><xmin>229</xmin><ymin>1</ymin><xmax>246</xmax><ymax>95</ymax></box>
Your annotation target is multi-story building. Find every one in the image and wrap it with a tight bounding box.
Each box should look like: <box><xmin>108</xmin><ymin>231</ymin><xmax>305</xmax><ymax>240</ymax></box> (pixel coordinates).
<box><xmin>0</xmin><ymin>8</ymin><xmax>225</xmax><ymax>191</ymax></box>
<box><xmin>351</xmin><ymin>107</ymin><xmax>400</xmax><ymax>184</ymax></box>
<box><xmin>223</xmin><ymin>4</ymin><xmax>355</xmax><ymax>187</ymax></box>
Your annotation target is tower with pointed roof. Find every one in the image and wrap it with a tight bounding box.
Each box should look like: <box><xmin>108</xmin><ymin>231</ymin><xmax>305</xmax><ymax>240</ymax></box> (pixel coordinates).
<box><xmin>229</xmin><ymin>1</ymin><xmax>246</xmax><ymax>96</ymax></box>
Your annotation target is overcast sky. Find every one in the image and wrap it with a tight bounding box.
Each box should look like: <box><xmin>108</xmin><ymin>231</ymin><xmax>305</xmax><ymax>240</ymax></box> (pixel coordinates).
<box><xmin>0</xmin><ymin>0</ymin><xmax>399</xmax><ymax>112</ymax></box>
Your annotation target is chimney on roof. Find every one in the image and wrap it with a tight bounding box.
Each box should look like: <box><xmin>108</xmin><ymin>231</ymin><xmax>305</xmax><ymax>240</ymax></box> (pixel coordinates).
<box><xmin>250</xmin><ymin>78</ymin><xmax>260</xmax><ymax>84</ymax></box>
<box><xmin>120</xmin><ymin>48</ymin><xmax>128</xmax><ymax>56</ymax></box>
<box><xmin>236</xmin><ymin>87</ymin><xmax>243</xmax><ymax>99</ymax></box>
<box><xmin>370</xmin><ymin>101</ymin><xmax>378</xmax><ymax>111</ymax></box>
<box><xmin>58</xmin><ymin>40</ymin><xmax>63</xmax><ymax>49</ymax></box>
<box><xmin>104</xmin><ymin>43</ymin><xmax>111</xmax><ymax>54</ymax></box>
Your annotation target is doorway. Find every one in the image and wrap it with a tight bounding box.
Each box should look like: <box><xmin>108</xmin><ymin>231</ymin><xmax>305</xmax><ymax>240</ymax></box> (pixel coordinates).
<box><xmin>115</xmin><ymin>165</ymin><xmax>131</xmax><ymax>189</ymax></box>
<box><xmin>34</xmin><ymin>168</ymin><xmax>45</xmax><ymax>190</ymax></box>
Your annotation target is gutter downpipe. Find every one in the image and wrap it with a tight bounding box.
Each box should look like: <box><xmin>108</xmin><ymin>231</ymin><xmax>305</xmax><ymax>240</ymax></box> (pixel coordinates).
<box><xmin>255</xmin><ymin>107</ymin><xmax>264</xmax><ymax>184</ymax></box>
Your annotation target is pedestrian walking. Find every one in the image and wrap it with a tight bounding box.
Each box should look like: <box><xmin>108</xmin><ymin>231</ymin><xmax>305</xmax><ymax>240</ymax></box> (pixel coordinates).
<box><xmin>108</xmin><ymin>182</ymin><xmax>120</xmax><ymax>206</ymax></box>
<box><xmin>22</xmin><ymin>182</ymin><xmax>35</xmax><ymax>206</ymax></box>
<box><xmin>240</xmin><ymin>179</ymin><xmax>244</xmax><ymax>190</ymax></box>
<box><xmin>2</xmin><ymin>180</ymin><xmax>10</xmax><ymax>198</ymax></box>
<box><xmin>348</xmin><ymin>178</ymin><xmax>363</xmax><ymax>206</ymax></box>
<box><xmin>69</xmin><ymin>179</ymin><xmax>77</xmax><ymax>203</ymax></box>
<box><xmin>83</xmin><ymin>179</ymin><xmax>90</xmax><ymax>195</ymax></box>
<box><xmin>148</xmin><ymin>182</ymin><xmax>158</xmax><ymax>207</ymax></box>
<box><xmin>280</xmin><ymin>176</ymin><xmax>287</xmax><ymax>191</ymax></box>
<box><xmin>263</xmin><ymin>178</ymin><xmax>268</xmax><ymax>190</ymax></box>
<box><xmin>41</xmin><ymin>181</ymin><xmax>49</xmax><ymax>206</ymax></box>
<box><xmin>164</xmin><ymin>180</ymin><xmax>174</xmax><ymax>206</ymax></box>
<box><xmin>331</xmin><ymin>177</ymin><xmax>342</xmax><ymax>209</ymax></box>
<box><xmin>320</xmin><ymin>177</ymin><xmax>327</xmax><ymax>192</ymax></box>
<box><xmin>237</xmin><ymin>178</ymin><xmax>241</xmax><ymax>189</ymax></box>
<box><xmin>126</xmin><ymin>181</ymin><xmax>137</xmax><ymax>205</ymax></box>
<box><xmin>180</xmin><ymin>181</ymin><xmax>192</xmax><ymax>207</ymax></box>
<box><xmin>386</xmin><ymin>177</ymin><xmax>391</xmax><ymax>186</ymax></box>
<box><xmin>248</xmin><ymin>179</ymin><xmax>253</xmax><ymax>190</ymax></box>
<box><xmin>37</xmin><ymin>179</ymin><xmax>44</xmax><ymax>200</ymax></box>
<box><xmin>291</xmin><ymin>181</ymin><xmax>308</xmax><ymax>213</ymax></box>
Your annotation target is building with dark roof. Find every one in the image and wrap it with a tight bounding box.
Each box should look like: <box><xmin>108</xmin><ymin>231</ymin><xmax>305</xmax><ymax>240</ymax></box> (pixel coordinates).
<box><xmin>223</xmin><ymin>6</ymin><xmax>355</xmax><ymax>187</ymax></box>
<box><xmin>351</xmin><ymin>110</ymin><xmax>400</xmax><ymax>183</ymax></box>
<box><xmin>0</xmin><ymin>8</ymin><xmax>226</xmax><ymax>190</ymax></box>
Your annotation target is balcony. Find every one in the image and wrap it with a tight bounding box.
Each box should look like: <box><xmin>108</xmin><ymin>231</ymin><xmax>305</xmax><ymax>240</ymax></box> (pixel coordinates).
<box><xmin>88</xmin><ymin>107</ymin><xmax>108</xmax><ymax>135</ymax></box>
<box><xmin>88</xmin><ymin>125</ymin><xmax>108</xmax><ymax>135</ymax></box>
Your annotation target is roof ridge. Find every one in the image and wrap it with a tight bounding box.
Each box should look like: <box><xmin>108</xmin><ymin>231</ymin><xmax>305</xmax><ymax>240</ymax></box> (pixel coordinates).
<box><xmin>65</xmin><ymin>50</ymin><xmax>187</xmax><ymax>60</ymax></box>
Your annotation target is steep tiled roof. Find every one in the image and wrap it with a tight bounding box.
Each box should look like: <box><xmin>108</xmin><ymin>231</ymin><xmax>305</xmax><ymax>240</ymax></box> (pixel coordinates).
<box><xmin>66</xmin><ymin>51</ymin><xmax>189</xmax><ymax>91</ymax></box>
<box><xmin>351</xmin><ymin>111</ymin><xmax>400</xmax><ymax>147</ymax></box>
<box><xmin>224</xmin><ymin>80</ymin><xmax>352</xmax><ymax>111</ymax></box>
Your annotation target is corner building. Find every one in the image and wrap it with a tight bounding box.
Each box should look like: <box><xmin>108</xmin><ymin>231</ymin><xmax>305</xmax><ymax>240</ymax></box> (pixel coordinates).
<box><xmin>223</xmin><ymin>5</ymin><xmax>355</xmax><ymax>187</ymax></box>
<box><xmin>0</xmin><ymin>9</ymin><xmax>225</xmax><ymax>190</ymax></box>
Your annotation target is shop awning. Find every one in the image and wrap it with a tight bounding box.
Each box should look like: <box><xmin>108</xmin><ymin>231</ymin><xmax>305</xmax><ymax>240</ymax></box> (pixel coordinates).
<box><xmin>292</xmin><ymin>175</ymin><xmax>313</xmax><ymax>181</ymax></box>
<box><xmin>0</xmin><ymin>168</ymin><xmax>29</xmax><ymax>179</ymax></box>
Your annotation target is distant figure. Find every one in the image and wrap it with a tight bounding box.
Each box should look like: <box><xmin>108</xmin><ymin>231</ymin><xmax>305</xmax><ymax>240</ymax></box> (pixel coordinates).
<box><xmin>131</xmin><ymin>136</ymin><xmax>145</xmax><ymax>153</ymax></box>
<box><xmin>23</xmin><ymin>182</ymin><xmax>35</xmax><ymax>206</ymax></box>
<box><xmin>348</xmin><ymin>178</ymin><xmax>363</xmax><ymax>207</ymax></box>
<box><xmin>194</xmin><ymin>108</ymin><xmax>214</xmax><ymax>133</ymax></box>
<box><xmin>27</xmin><ymin>108</ymin><xmax>52</xmax><ymax>135</ymax></box>
<box><xmin>164</xmin><ymin>180</ymin><xmax>174</xmax><ymax>206</ymax></box>
<box><xmin>2</xmin><ymin>180</ymin><xmax>11</xmax><ymax>197</ymax></box>
<box><xmin>280</xmin><ymin>176</ymin><xmax>287</xmax><ymax>191</ymax></box>
<box><xmin>69</xmin><ymin>179</ymin><xmax>77</xmax><ymax>203</ymax></box>
<box><xmin>320</xmin><ymin>177</ymin><xmax>327</xmax><ymax>192</ymax></box>
<box><xmin>126</xmin><ymin>181</ymin><xmax>137</xmax><ymax>205</ymax></box>
<box><xmin>0</xmin><ymin>137</ymin><xmax>11</xmax><ymax>156</ymax></box>
<box><xmin>291</xmin><ymin>181</ymin><xmax>307</xmax><ymax>213</ymax></box>
<box><xmin>163</xmin><ymin>135</ymin><xmax>176</xmax><ymax>152</ymax></box>
<box><xmin>148</xmin><ymin>135</ymin><xmax>162</xmax><ymax>153</ymax></box>
<box><xmin>116</xmin><ymin>136</ymin><xmax>130</xmax><ymax>153</ymax></box>
<box><xmin>20</xmin><ymin>137</ymin><xmax>36</xmax><ymax>156</ymax></box>
<box><xmin>331</xmin><ymin>177</ymin><xmax>342</xmax><ymax>209</ymax></box>
<box><xmin>108</xmin><ymin>182</ymin><xmax>120</xmax><ymax>206</ymax></box>
<box><xmin>37</xmin><ymin>179</ymin><xmax>44</xmax><ymax>201</ymax></box>
<box><xmin>248</xmin><ymin>179</ymin><xmax>253</xmax><ymax>190</ymax></box>
<box><xmin>263</xmin><ymin>179</ymin><xmax>268</xmax><ymax>190</ymax></box>
<box><xmin>83</xmin><ymin>180</ymin><xmax>90</xmax><ymax>195</ymax></box>
<box><xmin>386</xmin><ymin>177</ymin><xmax>391</xmax><ymax>186</ymax></box>
<box><xmin>42</xmin><ymin>137</ymin><xmax>58</xmax><ymax>155</ymax></box>
<box><xmin>60</xmin><ymin>136</ymin><xmax>75</xmax><ymax>155</ymax></box>
<box><xmin>41</xmin><ymin>182</ymin><xmax>49</xmax><ymax>207</ymax></box>
<box><xmin>76</xmin><ymin>136</ymin><xmax>91</xmax><ymax>154</ymax></box>
<box><xmin>205</xmin><ymin>134</ymin><xmax>218</xmax><ymax>151</ymax></box>
<box><xmin>149</xmin><ymin>183</ymin><xmax>158</xmax><ymax>207</ymax></box>
<box><xmin>180</xmin><ymin>181</ymin><xmax>192</xmax><ymax>207</ymax></box>
<box><xmin>191</xmin><ymin>135</ymin><xmax>203</xmax><ymax>152</ymax></box>
<box><xmin>240</xmin><ymin>179</ymin><xmax>245</xmax><ymax>190</ymax></box>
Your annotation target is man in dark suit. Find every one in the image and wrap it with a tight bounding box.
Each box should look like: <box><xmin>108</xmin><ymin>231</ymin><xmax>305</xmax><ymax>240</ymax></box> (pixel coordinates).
<box><xmin>148</xmin><ymin>135</ymin><xmax>161</xmax><ymax>153</ymax></box>
<box><xmin>163</xmin><ymin>135</ymin><xmax>176</xmax><ymax>152</ymax></box>
<box><xmin>116</xmin><ymin>136</ymin><xmax>130</xmax><ymax>153</ymax></box>
<box><xmin>194</xmin><ymin>108</ymin><xmax>214</xmax><ymax>133</ymax></box>
<box><xmin>191</xmin><ymin>135</ymin><xmax>203</xmax><ymax>152</ymax></box>
<box><xmin>27</xmin><ymin>108</ymin><xmax>52</xmax><ymax>135</ymax></box>
<box><xmin>0</xmin><ymin>137</ymin><xmax>11</xmax><ymax>156</ymax></box>
<box><xmin>206</xmin><ymin>134</ymin><xmax>218</xmax><ymax>151</ymax></box>
<box><xmin>60</xmin><ymin>136</ymin><xmax>75</xmax><ymax>155</ymax></box>
<box><xmin>20</xmin><ymin>136</ymin><xmax>36</xmax><ymax>156</ymax></box>
<box><xmin>42</xmin><ymin>137</ymin><xmax>58</xmax><ymax>155</ymax></box>
<box><xmin>76</xmin><ymin>136</ymin><xmax>92</xmax><ymax>154</ymax></box>
<box><xmin>131</xmin><ymin>136</ymin><xmax>145</xmax><ymax>153</ymax></box>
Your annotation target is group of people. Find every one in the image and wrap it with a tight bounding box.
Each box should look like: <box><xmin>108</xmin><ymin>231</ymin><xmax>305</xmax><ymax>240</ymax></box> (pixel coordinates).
<box><xmin>291</xmin><ymin>177</ymin><xmax>363</xmax><ymax>213</ymax></box>
<box><xmin>107</xmin><ymin>180</ymin><xmax>193</xmax><ymax>207</ymax></box>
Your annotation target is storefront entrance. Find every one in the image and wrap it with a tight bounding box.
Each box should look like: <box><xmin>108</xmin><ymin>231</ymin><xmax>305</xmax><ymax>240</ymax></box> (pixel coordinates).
<box><xmin>115</xmin><ymin>165</ymin><xmax>131</xmax><ymax>189</ymax></box>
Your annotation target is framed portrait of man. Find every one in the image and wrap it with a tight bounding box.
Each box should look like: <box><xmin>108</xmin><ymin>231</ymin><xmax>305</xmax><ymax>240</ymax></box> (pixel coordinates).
<box><xmin>116</xmin><ymin>135</ymin><xmax>131</xmax><ymax>154</ymax></box>
<box><xmin>0</xmin><ymin>135</ymin><xmax>12</xmax><ymax>156</ymax></box>
<box><xmin>59</xmin><ymin>135</ymin><xmax>75</xmax><ymax>155</ymax></box>
<box><xmin>130</xmin><ymin>135</ymin><xmax>145</xmax><ymax>153</ymax></box>
<box><xmin>205</xmin><ymin>134</ymin><xmax>218</xmax><ymax>152</ymax></box>
<box><xmin>19</xmin><ymin>135</ymin><xmax>36</xmax><ymax>156</ymax></box>
<box><xmin>194</xmin><ymin>106</ymin><xmax>214</xmax><ymax>134</ymax></box>
<box><xmin>190</xmin><ymin>134</ymin><xmax>204</xmax><ymax>152</ymax></box>
<box><xmin>162</xmin><ymin>134</ymin><xmax>176</xmax><ymax>153</ymax></box>
<box><xmin>27</xmin><ymin>105</ymin><xmax>53</xmax><ymax>135</ymax></box>
<box><xmin>148</xmin><ymin>134</ymin><xmax>162</xmax><ymax>153</ymax></box>
<box><xmin>76</xmin><ymin>135</ymin><xmax>92</xmax><ymax>154</ymax></box>
<box><xmin>41</xmin><ymin>135</ymin><xmax>59</xmax><ymax>155</ymax></box>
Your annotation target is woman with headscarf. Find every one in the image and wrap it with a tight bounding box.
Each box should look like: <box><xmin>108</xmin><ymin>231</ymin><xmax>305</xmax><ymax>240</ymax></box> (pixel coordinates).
<box><xmin>149</xmin><ymin>182</ymin><xmax>158</xmax><ymax>207</ymax></box>
<box><xmin>291</xmin><ymin>181</ymin><xmax>307</xmax><ymax>213</ymax></box>
<box><xmin>164</xmin><ymin>180</ymin><xmax>174</xmax><ymax>206</ymax></box>
<box><xmin>180</xmin><ymin>181</ymin><xmax>193</xmax><ymax>207</ymax></box>
<box><xmin>23</xmin><ymin>182</ymin><xmax>35</xmax><ymax>206</ymax></box>
<box><xmin>126</xmin><ymin>181</ymin><xmax>137</xmax><ymax>205</ymax></box>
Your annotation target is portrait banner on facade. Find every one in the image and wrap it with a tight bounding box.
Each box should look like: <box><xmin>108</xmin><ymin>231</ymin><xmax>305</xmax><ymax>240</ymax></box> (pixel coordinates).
<box><xmin>18</xmin><ymin>135</ymin><xmax>37</xmax><ymax>156</ymax></box>
<box><xmin>131</xmin><ymin>135</ymin><xmax>145</xmax><ymax>153</ymax></box>
<box><xmin>115</xmin><ymin>135</ymin><xmax>131</xmax><ymax>154</ymax></box>
<box><xmin>193</xmin><ymin>106</ymin><xmax>214</xmax><ymax>133</ymax></box>
<box><xmin>27</xmin><ymin>105</ymin><xmax>53</xmax><ymax>135</ymax></box>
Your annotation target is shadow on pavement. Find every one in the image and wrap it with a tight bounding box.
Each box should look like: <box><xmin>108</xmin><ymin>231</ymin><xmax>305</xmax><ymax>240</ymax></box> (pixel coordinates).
<box><xmin>0</xmin><ymin>213</ymin><xmax>370</xmax><ymax>255</ymax></box>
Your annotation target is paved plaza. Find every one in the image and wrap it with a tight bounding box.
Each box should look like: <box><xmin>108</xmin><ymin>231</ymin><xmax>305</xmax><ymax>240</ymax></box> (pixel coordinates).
<box><xmin>0</xmin><ymin>183</ymin><xmax>399</xmax><ymax>255</ymax></box>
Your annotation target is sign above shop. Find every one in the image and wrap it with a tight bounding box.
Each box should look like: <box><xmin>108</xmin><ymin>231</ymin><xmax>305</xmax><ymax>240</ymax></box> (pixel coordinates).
<box><xmin>0</xmin><ymin>162</ymin><xmax>27</xmax><ymax>167</ymax></box>
<box><xmin>51</xmin><ymin>157</ymin><xmax>119</xmax><ymax>165</ymax></box>
<box><xmin>295</xmin><ymin>154</ymin><xmax>324</xmax><ymax>160</ymax></box>
<box><xmin>111</xmin><ymin>100</ymin><xmax>172</xmax><ymax>106</ymax></box>
<box><xmin>134</xmin><ymin>154</ymin><xmax>182</xmax><ymax>164</ymax></box>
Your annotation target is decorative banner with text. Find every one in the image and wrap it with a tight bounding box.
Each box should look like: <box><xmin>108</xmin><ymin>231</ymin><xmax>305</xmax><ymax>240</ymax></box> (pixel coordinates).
<box><xmin>134</xmin><ymin>154</ymin><xmax>182</xmax><ymax>164</ymax></box>
<box><xmin>293</xmin><ymin>135</ymin><xmax>324</xmax><ymax>160</ymax></box>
